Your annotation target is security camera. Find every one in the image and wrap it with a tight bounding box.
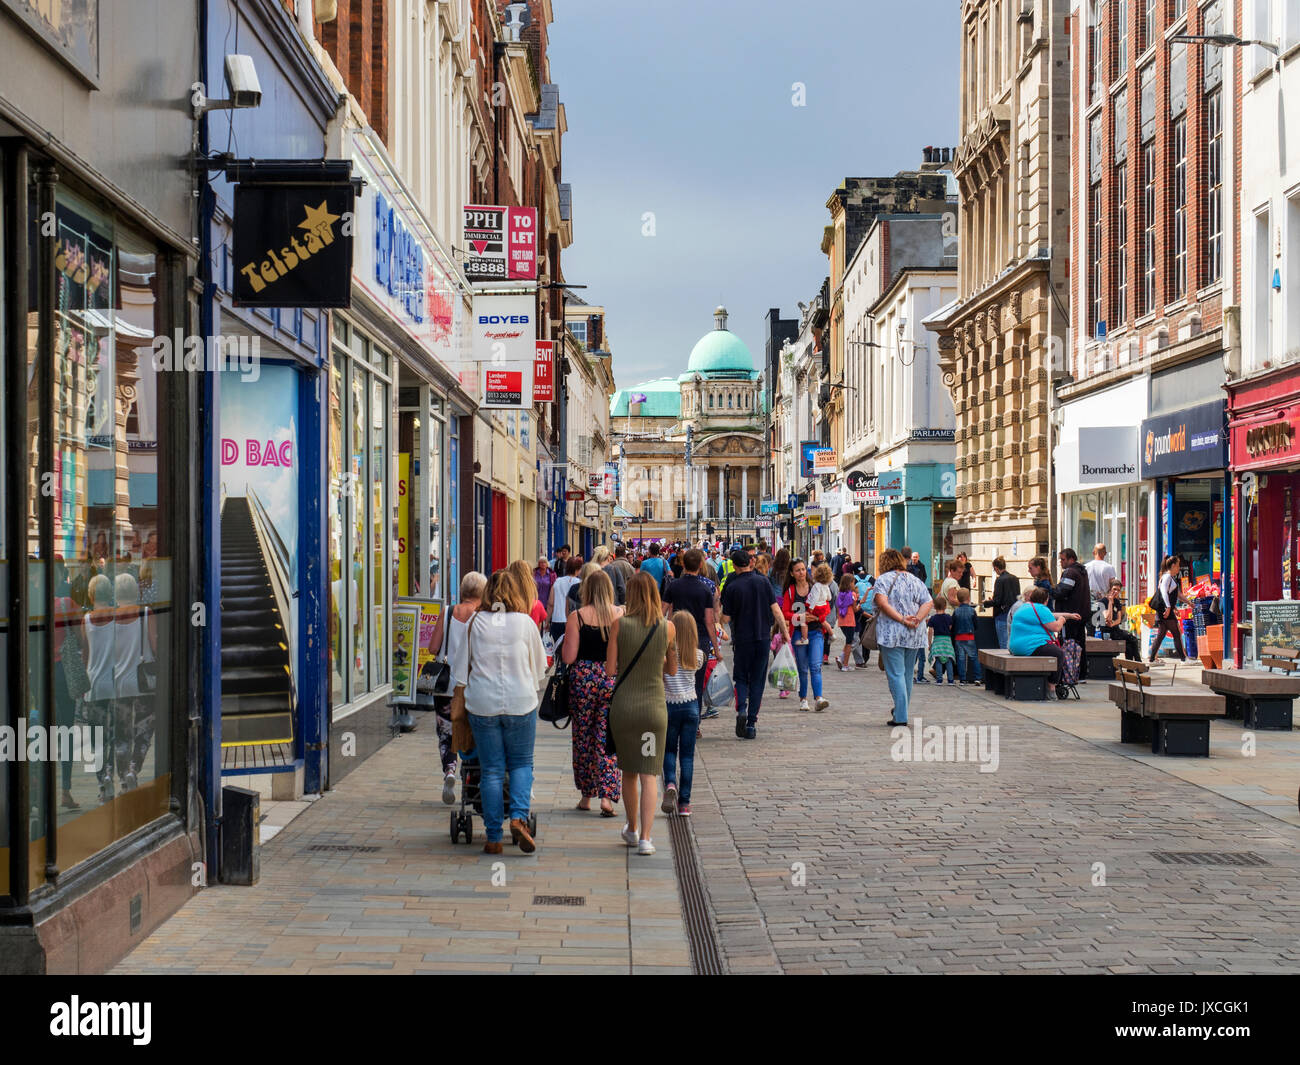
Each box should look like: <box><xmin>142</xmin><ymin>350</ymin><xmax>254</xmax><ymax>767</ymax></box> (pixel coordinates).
<box><xmin>224</xmin><ymin>54</ymin><xmax>262</xmax><ymax>109</ymax></box>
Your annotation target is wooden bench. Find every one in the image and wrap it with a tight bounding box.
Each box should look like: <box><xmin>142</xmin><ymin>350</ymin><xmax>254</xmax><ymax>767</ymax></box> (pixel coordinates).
<box><xmin>1085</xmin><ymin>637</ymin><xmax>1127</xmax><ymax>680</ymax></box>
<box><xmin>1201</xmin><ymin>646</ymin><xmax>1300</xmax><ymax>730</ymax></box>
<box><xmin>979</xmin><ymin>648</ymin><xmax>1057</xmax><ymax>701</ymax></box>
<box><xmin>1109</xmin><ymin>658</ymin><xmax>1225</xmax><ymax>756</ymax></box>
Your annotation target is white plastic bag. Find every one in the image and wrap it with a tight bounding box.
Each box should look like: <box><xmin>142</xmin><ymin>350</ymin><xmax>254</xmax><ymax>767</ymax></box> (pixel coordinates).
<box><xmin>768</xmin><ymin>641</ymin><xmax>798</xmax><ymax>692</ymax></box>
<box><xmin>703</xmin><ymin>659</ymin><xmax>733</xmax><ymax>709</ymax></box>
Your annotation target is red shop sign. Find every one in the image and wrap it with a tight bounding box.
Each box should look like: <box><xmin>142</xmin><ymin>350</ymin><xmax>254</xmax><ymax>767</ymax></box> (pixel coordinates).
<box><xmin>1230</xmin><ymin>402</ymin><xmax>1300</xmax><ymax>471</ymax></box>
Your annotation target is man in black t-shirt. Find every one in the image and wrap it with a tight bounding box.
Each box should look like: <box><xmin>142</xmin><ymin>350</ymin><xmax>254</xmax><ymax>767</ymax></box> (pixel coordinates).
<box><xmin>721</xmin><ymin>549</ymin><xmax>790</xmax><ymax>739</ymax></box>
<box><xmin>664</xmin><ymin>548</ymin><xmax>722</xmax><ymax>710</ymax></box>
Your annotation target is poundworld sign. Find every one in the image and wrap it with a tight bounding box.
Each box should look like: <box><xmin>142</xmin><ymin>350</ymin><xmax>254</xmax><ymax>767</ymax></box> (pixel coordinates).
<box><xmin>1078</xmin><ymin>426</ymin><xmax>1139</xmax><ymax>486</ymax></box>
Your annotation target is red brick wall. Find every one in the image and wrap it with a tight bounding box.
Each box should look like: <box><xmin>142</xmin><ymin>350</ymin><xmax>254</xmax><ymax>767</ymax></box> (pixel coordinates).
<box><xmin>1071</xmin><ymin>0</ymin><xmax>1235</xmax><ymax>372</ymax></box>
<box><xmin>318</xmin><ymin>0</ymin><xmax>388</xmax><ymax>145</ymax></box>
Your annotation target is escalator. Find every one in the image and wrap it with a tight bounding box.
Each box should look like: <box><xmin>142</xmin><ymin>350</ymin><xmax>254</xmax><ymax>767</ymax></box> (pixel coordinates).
<box><xmin>220</xmin><ymin>496</ymin><xmax>294</xmax><ymax>747</ymax></box>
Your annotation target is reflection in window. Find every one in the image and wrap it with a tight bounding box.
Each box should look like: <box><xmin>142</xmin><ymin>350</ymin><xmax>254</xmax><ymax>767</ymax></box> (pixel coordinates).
<box><xmin>31</xmin><ymin>186</ymin><xmax>171</xmax><ymax>878</ymax></box>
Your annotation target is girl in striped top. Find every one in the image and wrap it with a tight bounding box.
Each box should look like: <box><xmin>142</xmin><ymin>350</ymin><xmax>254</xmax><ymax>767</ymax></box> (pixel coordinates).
<box><xmin>661</xmin><ymin>611</ymin><xmax>701</xmax><ymax>818</ymax></box>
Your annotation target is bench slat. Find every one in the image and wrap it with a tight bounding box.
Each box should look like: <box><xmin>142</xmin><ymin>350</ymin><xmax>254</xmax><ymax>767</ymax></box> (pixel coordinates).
<box><xmin>1261</xmin><ymin>645</ymin><xmax>1300</xmax><ymax>659</ymax></box>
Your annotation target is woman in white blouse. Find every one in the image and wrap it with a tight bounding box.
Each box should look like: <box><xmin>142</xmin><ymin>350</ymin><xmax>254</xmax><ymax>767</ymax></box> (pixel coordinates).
<box><xmin>451</xmin><ymin>568</ymin><xmax>548</xmax><ymax>856</ymax></box>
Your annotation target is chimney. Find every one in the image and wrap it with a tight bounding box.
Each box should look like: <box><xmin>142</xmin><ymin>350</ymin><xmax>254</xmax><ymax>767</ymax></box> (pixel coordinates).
<box><xmin>922</xmin><ymin>146</ymin><xmax>933</xmax><ymax>164</ymax></box>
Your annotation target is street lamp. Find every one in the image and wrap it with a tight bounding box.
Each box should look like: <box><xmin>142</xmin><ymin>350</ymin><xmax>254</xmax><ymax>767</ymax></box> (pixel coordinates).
<box><xmin>1171</xmin><ymin>33</ymin><xmax>1278</xmax><ymax>55</ymax></box>
<box><xmin>541</xmin><ymin>282</ymin><xmax>587</xmax><ymax>558</ymax></box>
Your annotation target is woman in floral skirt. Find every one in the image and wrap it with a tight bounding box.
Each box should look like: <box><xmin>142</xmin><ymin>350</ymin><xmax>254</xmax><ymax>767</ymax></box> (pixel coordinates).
<box><xmin>562</xmin><ymin>567</ymin><xmax>622</xmax><ymax>815</ymax></box>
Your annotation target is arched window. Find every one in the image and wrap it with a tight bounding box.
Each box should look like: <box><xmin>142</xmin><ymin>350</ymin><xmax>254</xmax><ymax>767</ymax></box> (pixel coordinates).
<box><xmin>708</xmin><ymin>393</ymin><xmax>714</xmax><ymax>408</ymax></box>
<box><xmin>728</xmin><ymin>393</ymin><xmax>733</xmax><ymax>408</ymax></box>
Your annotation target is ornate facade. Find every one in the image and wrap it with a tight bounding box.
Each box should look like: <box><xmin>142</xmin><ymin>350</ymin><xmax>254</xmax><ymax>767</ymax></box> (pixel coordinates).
<box><xmin>925</xmin><ymin>0</ymin><xmax>1070</xmax><ymax>581</ymax></box>
<box><xmin>611</xmin><ymin>307</ymin><xmax>765</xmax><ymax>545</ymax></box>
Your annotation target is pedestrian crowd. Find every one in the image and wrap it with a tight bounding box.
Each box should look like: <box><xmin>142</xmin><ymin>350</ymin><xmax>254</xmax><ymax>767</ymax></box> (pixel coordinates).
<box><xmin>426</xmin><ymin>533</ymin><xmax>1188</xmax><ymax>858</ymax></box>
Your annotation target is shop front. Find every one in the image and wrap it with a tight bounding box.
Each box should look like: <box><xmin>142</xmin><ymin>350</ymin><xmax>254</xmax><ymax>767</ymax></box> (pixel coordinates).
<box><xmin>1227</xmin><ymin>366</ymin><xmax>1300</xmax><ymax>664</ymax></box>
<box><xmin>1139</xmin><ymin>398</ymin><xmax>1230</xmax><ymax>659</ymax></box>
<box><xmin>1</xmin><ymin>0</ymin><xmax>201</xmax><ymax>971</ymax></box>
<box><xmin>1054</xmin><ymin>378</ymin><xmax>1152</xmax><ymax>606</ymax></box>
<box><xmin>335</xmin><ymin>130</ymin><xmax>471</xmax><ymax>780</ymax></box>
<box><xmin>879</xmin><ymin>462</ymin><xmax>952</xmax><ymax>591</ymax></box>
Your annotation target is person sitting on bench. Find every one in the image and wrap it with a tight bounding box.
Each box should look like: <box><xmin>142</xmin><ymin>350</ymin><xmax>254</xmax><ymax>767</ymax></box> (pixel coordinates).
<box><xmin>1098</xmin><ymin>578</ymin><xmax>1141</xmax><ymax>662</ymax></box>
<box><xmin>1008</xmin><ymin>587</ymin><xmax>1081</xmax><ymax>686</ymax></box>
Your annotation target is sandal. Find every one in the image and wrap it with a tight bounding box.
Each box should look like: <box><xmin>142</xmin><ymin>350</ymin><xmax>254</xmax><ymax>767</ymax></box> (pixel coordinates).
<box><xmin>599</xmin><ymin>802</ymin><xmax>616</xmax><ymax>817</ymax></box>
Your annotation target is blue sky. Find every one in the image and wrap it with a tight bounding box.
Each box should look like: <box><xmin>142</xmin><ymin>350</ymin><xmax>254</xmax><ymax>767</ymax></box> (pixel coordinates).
<box><xmin>548</xmin><ymin>0</ymin><xmax>960</xmax><ymax>391</ymax></box>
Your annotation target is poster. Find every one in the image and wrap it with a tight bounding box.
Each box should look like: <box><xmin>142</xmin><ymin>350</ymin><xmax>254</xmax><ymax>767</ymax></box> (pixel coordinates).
<box><xmin>1283</xmin><ymin>486</ymin><xmax>1293</xmax><ymax>598</ymax></box>
<box><xmin>1252</xmin><ymin>601</ymin><xmax>1300</xmax><ymax>662</ymax></box>
<box><xmin>463</xmin><ymin>205</ymin><xmax>538</xmax><ymax>282</ymax></box>
<box><xmin>391</xmin><ymin>603</ymin><xmax>421</xmax><ymax>702</ymax></box>
<box><xmin>534</xmin><ymin>340</ymin><xmax>554</xmax><ymax>402</ymax></box>
<box><xmin>219</xmin><ymin>364</ymin><xmax>299</xmax><ymax>745</ymax></box>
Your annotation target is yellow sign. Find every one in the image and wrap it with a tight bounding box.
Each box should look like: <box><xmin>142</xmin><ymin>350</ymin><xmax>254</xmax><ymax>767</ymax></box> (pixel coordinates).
<box><xmin>397</xmin><ymin>453</ymin><xmax>411</xmax><ymax>592</ymax></box>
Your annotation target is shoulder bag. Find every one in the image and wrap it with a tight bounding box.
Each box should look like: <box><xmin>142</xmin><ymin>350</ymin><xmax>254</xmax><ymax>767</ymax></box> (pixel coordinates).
<box><xmin>604</xmin><ymin>620</ymin><xmax>660</xmax><ymax>757</ymax></box>
<box><xmin>420</xmin><ymin>614</ymin><xmax>454</xmax><ymax>697</ymax></box>
<box><xmin>861</xmin><ymin>572</ymin><xmax>898</xmax><ymax>651</ymax></box>
<box><xmin>538</xmin><ymin>662</ymin><xmax>571</xmax><ymax>728</ymax></box>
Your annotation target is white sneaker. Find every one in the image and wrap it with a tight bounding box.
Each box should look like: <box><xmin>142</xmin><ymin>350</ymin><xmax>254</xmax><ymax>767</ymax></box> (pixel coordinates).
<box><xmin>621</xmin><ymin>825</ymin><xmax>638</xmax><ymax>846</ymax></box>
<box><xmin>637</xmin><ymin>839</ymin><xmax>656</xmax><ymax>855</ymax></box>
<box><xmin>441</xmin><ymin>770</ymin><xmax>457</xmax><ymax>805</ymax></box>
<box><xmin>799</xmin><ymin>698</ymin><xmax>810</xmax><ymax>711</ymax></box>
<box><xmin>814</xmin><ymin>697</ymin><xmax>830</xmax><ymax>712</ymax></box>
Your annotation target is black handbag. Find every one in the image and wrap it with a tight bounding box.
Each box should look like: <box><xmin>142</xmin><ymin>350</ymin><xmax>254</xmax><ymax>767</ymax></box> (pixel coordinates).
<box><xmin>605</xmin><ymin>621</ymin><xmax>660</xmax><ymax>757</ymax></box>
<box><xmin>538</xmin><ymin>665</ymin><xmax>571</xmax><ymax>728</ymax></box>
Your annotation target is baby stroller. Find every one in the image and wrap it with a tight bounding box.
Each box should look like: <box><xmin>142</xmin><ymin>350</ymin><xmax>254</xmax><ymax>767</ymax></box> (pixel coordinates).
<box><xmin>449</xmin><ymin>748</ymin><xmax>538</xmax><ymax>844</ymax></box>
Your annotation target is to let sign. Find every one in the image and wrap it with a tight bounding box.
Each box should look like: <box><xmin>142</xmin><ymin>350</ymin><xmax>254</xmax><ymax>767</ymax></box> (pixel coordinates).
<box><xmin>463</xmin><ymin>205</ymin><xmax>538</xmax><ymax>282</ymax></box>
<box><xmin>534</xmin><ymin>341</ymin><xmax>555</xmax><ymax>402</ymax></box>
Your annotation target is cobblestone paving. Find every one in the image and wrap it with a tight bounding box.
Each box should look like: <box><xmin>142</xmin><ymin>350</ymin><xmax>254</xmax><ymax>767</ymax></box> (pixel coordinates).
<box><xmin>114</xmin><ymin>715</ymin><xmax>692</xmax><ymax>974</ymax></box>
<box><xmin>688</xmin><ymin>647</ymin><xmax>1300</xmax><ymax>974</ymax></box>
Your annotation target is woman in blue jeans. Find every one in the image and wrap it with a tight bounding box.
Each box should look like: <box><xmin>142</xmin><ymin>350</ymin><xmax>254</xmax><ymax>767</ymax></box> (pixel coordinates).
<box><xmin>871</xmin><ymin>548</ymin><xmax>935</xmax><ymax>726</ymax></box>
<box><xmin>780</xmin><ymin>560</ymin><xmax>829</xmax><ymax>712</ymax></box>
<box><xmin>452</xmin><ymin>569</ymin><xmax>548</xmax><ymax>855</ymax></box>
<box><xmin>661</xmin><ymin>611</ymin><xmax>702</xmax><ymax>817</ymax></box>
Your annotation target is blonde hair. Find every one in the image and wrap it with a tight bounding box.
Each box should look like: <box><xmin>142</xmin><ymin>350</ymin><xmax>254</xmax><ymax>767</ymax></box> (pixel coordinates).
<box><xmin>576</xmin><ymin>561</ymin><xmax>601</xmax><ymax>586</ymax></box>
<box><xmin>813</xmin><ymin>563</ymin><xmax>833</xmax><ymax>585</ymax></box>
<box><xmin>671</xmin><ymin>610</ymin><xmax>700</xmax><ymax>671</ymax></box>
<box><xmin>88</xmin><ymin>573</ymin><xmax>113</xmax><ymax>608</ymax></box>
<box><xmin>114</xmin><ymin>573</ymin><xmax>140</xmax><ymax>606</ymax></box>
<box><xmin>580</xmin><ymin>568</ymin><xmax>618</xmax><ymax>632</ymax></box>
<box><xmin>481</xmin><ymin>569</ymin><xmax>531</xmax><ymax>615</ymax></box>
<box><xmin>592</xmin><ymin>544</ymin><xmax>611</xmax><ymax>565</ymax></box>
<box><xmin>506</xmin><ymin>559</ymin><xmax>539</xmax><ymax>608</ymax></box>
<box><xmin>625</xmin><ymin>570</ymin><xmax>662</xmax><ymax>627</ymax></box>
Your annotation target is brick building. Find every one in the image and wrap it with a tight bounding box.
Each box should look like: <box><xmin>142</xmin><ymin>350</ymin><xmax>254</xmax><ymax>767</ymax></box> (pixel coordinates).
<box><xmin>1054</xmin><ymin>0</ymin><xmax>1240</xmax><ymax>618</ymax></box>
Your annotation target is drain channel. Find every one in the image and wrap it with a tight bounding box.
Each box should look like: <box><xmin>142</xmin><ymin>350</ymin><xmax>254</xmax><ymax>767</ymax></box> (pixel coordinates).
<box><xmin>668</xmin><ymin>814</ymin><xmax>723</xmax><ymax>975</ymax></box>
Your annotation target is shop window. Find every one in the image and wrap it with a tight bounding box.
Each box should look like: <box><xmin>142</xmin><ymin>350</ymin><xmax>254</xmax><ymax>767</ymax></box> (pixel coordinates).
<box><xmin>24</xmin><ymin>184</ymin><xmax>175</xmax><ymax>883</ymax></box>
<box><xmin>330</xmin><ymin>327</ymin><xmax>393</xmax><ymax>709</ymax></box>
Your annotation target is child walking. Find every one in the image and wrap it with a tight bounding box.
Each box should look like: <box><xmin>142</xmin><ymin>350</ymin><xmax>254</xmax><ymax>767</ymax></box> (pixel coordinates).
<box><xmin>951</xmin><ymin>587</ymin><xmax>982</xmax><ymax>684</ymax></box>
<box><xmin>662</xmin><ymin>611</ymin><xmax>702</xmax><ymax>817</ymax></box>
<box><xmin>926</xmin><ymin>595</ymin><xmax>958</xmax><ymax>684</ymax></box>
<box><xmin>835</xmin><ymin>573</ymin><xmax>859</xmax><ymax>671</ymax></box>
<box><xmin>809</xmin><ymin>563</ymin><xmax>836</xmax><ymax>667</ymax></box>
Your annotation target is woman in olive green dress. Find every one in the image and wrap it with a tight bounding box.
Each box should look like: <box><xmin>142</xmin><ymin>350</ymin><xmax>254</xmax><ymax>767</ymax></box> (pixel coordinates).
<box><xmin>605</xmin><ymin>571</ymin><xmax>677</xmax><ymax>855</ymax></box>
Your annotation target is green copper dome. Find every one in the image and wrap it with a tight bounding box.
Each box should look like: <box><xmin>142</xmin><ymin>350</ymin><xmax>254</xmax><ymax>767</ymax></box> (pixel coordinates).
<box><xmin>683</xmin><ymin>306</ymin><xmax>755</xmax><ymax>378</ymax></box>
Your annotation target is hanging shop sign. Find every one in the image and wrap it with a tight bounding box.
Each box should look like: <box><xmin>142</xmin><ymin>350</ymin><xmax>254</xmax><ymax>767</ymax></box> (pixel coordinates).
<box><xmin>351</xmin><ymin>136</ymin><xmax>463</xmax><ymax>375</ymax></box>
<box><xmin>564</xmin><ymin>489</ymin><xmax>585</xmax><ymax>501</ymax></box>
<box><xmin>760</xmin><ymin>499</ymin><xmax>779</xmax><ymax>515</ymax></box>
<box><xmin>472</xmin><ymin>294</ymin><xmax>535</xmax><ymax>409</ymax></box>
<box><xmin>233</xmin><ymin>181</ymin><xmax>355</xmax><ymax>308</ymax></box>
<box><xmin>848</xmin><ymin>469</ymin><xmax>903</xmax><ymax>505</ymax></box>
<box><xmin>799</xmin><ymin>441</ymin><xmax>821</xmax><ymax>479</ymax></box>
<box><xmin>1078</xmin><ymin>426</ymin><xmax>1140</xmax><ymax>486</ymax></box>
<box><xmin>1139</xmin><ymin>400</ymin><xmax>1227</xmax><ymax>479</ymax></box>
<box><xmin>584</xmin><ymin>499</ymin><xmax>600</xmax><ymax>518</ymax></box>
<box><xmin>534</xmin><ymin>340</ymin><xmax>555</xmax><ymax>402</ymax></box>
<box><xmin>463</xmin><ymin>205</ymin><xmax>538</xmax><ymax>282</ymax></box>
<box><xmin>588</xmin><ymin>471</ymin><xmax>615</xmax><ymax>500</ymax></box>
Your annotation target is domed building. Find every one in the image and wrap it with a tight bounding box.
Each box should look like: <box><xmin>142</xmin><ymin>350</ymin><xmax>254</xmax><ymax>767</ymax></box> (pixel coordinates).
<box><xmin>610</xmin><ymin>307</ymin><xmax>768</xmax><ymax>545</ymax></box>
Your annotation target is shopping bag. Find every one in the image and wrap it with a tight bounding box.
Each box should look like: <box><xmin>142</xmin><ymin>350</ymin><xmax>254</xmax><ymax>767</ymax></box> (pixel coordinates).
<box><xmin>768</xmin><ymin>640</ymin><xmax>798</xmax><ymax>692</ymax></box>
<box><xmin>703</xmin><ymin>659</ymin><xmax>734</xmax><ymax>710</ymax></box>
<box><xmin>1059</xmin><ymin>638</ymin><xmax>1082</xmax><ymax>687</ymax></box>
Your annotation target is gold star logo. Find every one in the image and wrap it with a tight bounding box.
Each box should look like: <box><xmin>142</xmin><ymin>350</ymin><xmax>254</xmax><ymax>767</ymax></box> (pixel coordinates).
<box><xmin>299</xmin><ymin>200</ymin><xmax>340</xmax><ymax>234</ymax></box>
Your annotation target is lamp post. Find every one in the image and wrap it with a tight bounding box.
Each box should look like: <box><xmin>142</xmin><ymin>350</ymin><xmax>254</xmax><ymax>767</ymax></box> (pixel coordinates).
<box><xmin>724</xmin><ymin>463</ymin><xmax>732</xmax><ymax>544</ymax></box>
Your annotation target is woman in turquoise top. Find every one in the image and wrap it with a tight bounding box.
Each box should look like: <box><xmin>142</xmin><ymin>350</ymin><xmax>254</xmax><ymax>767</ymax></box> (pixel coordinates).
<box><xmin>1008</xmin><ymin>587</ymin><xmax>1081</xmax><ymax>690</ymax></box>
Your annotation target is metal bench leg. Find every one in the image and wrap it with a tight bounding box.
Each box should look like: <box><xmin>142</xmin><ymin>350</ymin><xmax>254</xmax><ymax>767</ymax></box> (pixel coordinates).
<box><xmin>1153</xmin><ymin>718</ymin><xmax>1211</xmax><ymax>757</ymax></box>
<box><xmin>1244</xmin><ymin>697</ymin><xmax>1294</xmax><ymax>731</ymax></box>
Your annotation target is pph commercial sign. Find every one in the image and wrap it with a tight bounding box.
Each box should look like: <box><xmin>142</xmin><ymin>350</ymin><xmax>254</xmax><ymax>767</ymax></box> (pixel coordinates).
<box><xmin>463</xmin><ymin>205</ymin><xmax>538</xmax><ymax>282</ymax></box>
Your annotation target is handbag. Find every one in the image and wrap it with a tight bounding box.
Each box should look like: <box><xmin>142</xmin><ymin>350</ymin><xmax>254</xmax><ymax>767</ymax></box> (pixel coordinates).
<box><xmin>605</xmin><ymin>620</ymin><xmax>660</xmax><ymax>757</ymax></box>
<box><xmin>538</xmin><ymin>664</ymin><xmax>571</xmax><ymax>728</ymax></box>
<box><xmin>860</xmin><ymin>572</ymin><xmax>894</xmax><ymax>652</ymax></box>
<box><xmin>135</xmin><ymin>607</ymin><xmax>157</xmax><ymax>693</ymax></box>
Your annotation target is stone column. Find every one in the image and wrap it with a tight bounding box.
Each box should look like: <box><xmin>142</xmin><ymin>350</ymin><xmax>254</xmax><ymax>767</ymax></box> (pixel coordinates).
<box><xmin>717</xmin><ymin>466</ymin><xmax>723</xmax><ymax>520</ymax></box>
<box><xmin>741</xmin><ymin>467</ymin><xmax>748</xmax><ymax>523</ymax></box>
